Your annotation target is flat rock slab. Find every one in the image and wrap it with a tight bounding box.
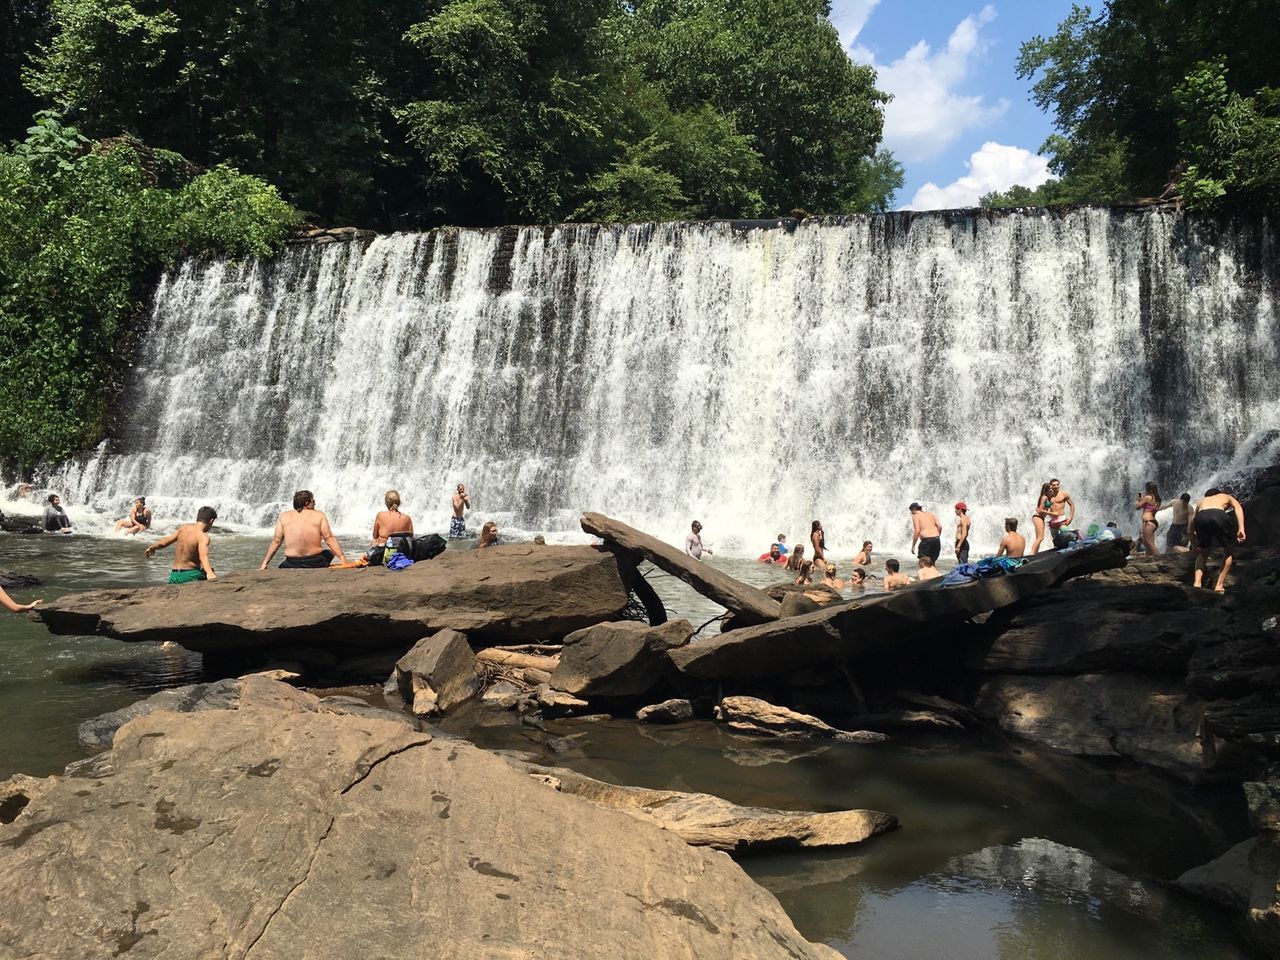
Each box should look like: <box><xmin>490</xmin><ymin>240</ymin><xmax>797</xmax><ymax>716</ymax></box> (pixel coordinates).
<box><xmin>717</xmin><ymin>696</ymin><xmax>889</xmax><ymax>744</ymax></box>
<box><xmin>976</xmin><ymin>672</ymin><xmax>1207</xmax><ymax>780</ymax></box>
<box><xmin>523</xmin><ymin>764</ymin><xmax>898</xmax><ymax>854</ymax></box>
<box><xmin>581</xmin><ymin>512</ymin><xmax>782</xmax><ymax>625</ymax></box>
<box><xmin>33</xmin><ymin>544</ymin><xmax>630</xmax><ymax>652</ymax></box>
<box><xmin>0</xmin><ymin>680</ymin><xmax>840</xmax><ymax>959</ymax></box>
<box><xmin>669</xmin><ymin>540</ymin><xmax>1132</xmax><ymax>681</ymax></box>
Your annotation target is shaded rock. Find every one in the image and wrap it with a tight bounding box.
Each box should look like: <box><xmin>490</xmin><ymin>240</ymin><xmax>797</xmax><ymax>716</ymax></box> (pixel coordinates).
<box><xmin>394</xmin><ymin>629</ymin><xmax>482</xmax><ymax>716</ymax></box>
<box><xmin>637</xmin><ymin>699</ymin><xmax>695</xmax><ymax>724</ymax></box>
<box><xmin>780</xmin><ymin>592</ymin><xmax>821</xmax><ymax>617</ymax></box>
<box><xmin>77</xmin><ymin>670</ymin><xmax>306</xmax><ymax>749</ymax></box>
<box><xmin>581</xmin><ymin>512</ymin><xmax>782</xmax><ymax>625</ymax></box>
<box><xmin>975</xmin><ymin>673</ymin><xmax>1206</xmax><ymax>780</ymax></box>
<box><xmin>0</xmin><ymin>570</ymin><xmax>40</xmax><ymax>589</ymax></box>
<box><xmin>891</xmin><ymin>690</ymin><xmax>983</xmax><ymax>727</ymax></box>
<box><xmin>34</xmin><ymin>544</ymin><xmax>631</xmax><ymax>653</ymax></box>
<box><xmin>0</xmin><ymin>774</ymin><xmax>54</xmax><ymax>824</ymax></box>
<box><xmin>853</xmin><ymin>710</ymin><xmax>966</xmax><ymax>733</ymax></box>
<box><xmin>670</xmin><ymin>540</ymin><xmax>1132</xmax><ymax>681</ymax></box>
<box><xmin>536</xmin><ymin>684</ymin><xmax>589</xmax><ymax>718</ymax></box>
<box><xmin>482</xmin><ymin>680</ymin><xmax>526</xmax><ymax>709</ymax></box>
<box><xmin>522</xmin><ymin>763</ymin><xmax>898</xmax><ymax>854</ymax></box>
<box><xmin>0</xmin><ymin>679</ymin><xmax>839</xmax><ymax>960</ymax></box>
<box><xmin>715</xmin><ymin>696</ymin><xmax>888</xmax><ymax>744</ymax></box>
<box><xmin>1176</xmin><ymin>835</ymin><xmax>1280</xmax><ymax>953</ymax></box>
<box><xmin>552</xmin><ymin>619</ymin><xmax>693</xmax><ymax>697</ymax></box>
<box><xmin>1176</xmin><ymin>837</ymin><xmax>1262</xmax><ymax>909</ymax></box>
<box><xmin>1246</xmin><ymin>776</ymin><xmax>1280</xmax><ymax>832</ymax></box>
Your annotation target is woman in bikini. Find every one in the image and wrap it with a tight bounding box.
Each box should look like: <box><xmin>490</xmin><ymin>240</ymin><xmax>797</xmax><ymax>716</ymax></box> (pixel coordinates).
<box><xmin>1030</xmin><ymin>482</ymin><xmax>1052</xmax><ymax>554</ymax></box>
<box><xmin>1135</xmin><ymin>481</ymin><xmax>1161</xmax><ymax>557</ymax></box>
<box><xmin>810</xmin><ymin>520</ymin><xmax>826</xmax><ymax>566</ymax></box>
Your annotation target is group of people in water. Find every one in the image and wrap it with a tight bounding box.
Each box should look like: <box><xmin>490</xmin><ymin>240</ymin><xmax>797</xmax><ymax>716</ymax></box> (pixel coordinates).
<box><xmin>687</xmin><ymin>476</ymin><xmax>1250</xmax><ymax>595</ymax></box>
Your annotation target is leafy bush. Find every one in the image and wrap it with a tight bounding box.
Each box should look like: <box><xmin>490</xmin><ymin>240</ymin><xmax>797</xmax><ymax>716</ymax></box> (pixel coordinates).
<box><xmin>0</xmin><ymin>114</ymin><xmax>297</xmax><ymax>470</ymax></box>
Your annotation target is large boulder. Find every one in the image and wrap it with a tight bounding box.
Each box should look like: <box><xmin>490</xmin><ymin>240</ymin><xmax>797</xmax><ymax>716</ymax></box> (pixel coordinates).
<box><xmin>393</xmin><ymin>629</ymin><xmax>482</xmax><ymax>716</ymax></box>
<box><xmin>523</xmin><ymin>764</ymin><xmax>897</xmax><ymax>854</ymax></box>
<box><xmin>33</xmin><ymin>544</ymin><xmax>631</xmax><ymax>654</ymax></box>
<box><xmin>1177</xmin><ymin>836</ymin><xmax>1280</xmax><ymax>954</ymax></box>
<box><xmin>975</xmin><ymin>673</ymin><xmax>1207</xmax><ymax>780</ymax></box>
<box><xmin>0</xmin><ymin>680</ymin><xmax>840</xmax><ymax>959</ymax></box>
<box><xmin>552</xmin><ymin>619</ymin><xmax>693</xmax><ymax>698</ymax></box>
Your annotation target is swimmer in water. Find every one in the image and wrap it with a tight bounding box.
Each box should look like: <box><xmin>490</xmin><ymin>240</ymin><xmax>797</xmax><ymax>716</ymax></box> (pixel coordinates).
<box><xmin>883</xmin><ymin>558</ymin><xmax>913</xmax><ymax>591</ymax></box>
<box><xmin>145</xmin><ymin>506</ymin><xmax>218</xmax><ymax>583</ymax></box>
<box><xmin>853</xmin><ymin>541</ymin><xmax>872</xmax><ymax>565</ymax></box>
<box><xmin>917</xmin><ymin>555</ymin><xmax>943</xmax><ymax>581</ymax></box>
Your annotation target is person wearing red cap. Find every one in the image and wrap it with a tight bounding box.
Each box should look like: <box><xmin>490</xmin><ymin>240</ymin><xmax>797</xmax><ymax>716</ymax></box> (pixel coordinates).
<box><xmin>954</xmin><ymin>502</ymin><xmax>971</xmax><ymax>565</ymax></box>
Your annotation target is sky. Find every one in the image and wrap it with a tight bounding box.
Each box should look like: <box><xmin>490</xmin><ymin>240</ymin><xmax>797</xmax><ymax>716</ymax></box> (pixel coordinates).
<box><xmin>828</xmin><ymin>0</ymin><xmax>1078</xmax><ymax>210</ymax></box>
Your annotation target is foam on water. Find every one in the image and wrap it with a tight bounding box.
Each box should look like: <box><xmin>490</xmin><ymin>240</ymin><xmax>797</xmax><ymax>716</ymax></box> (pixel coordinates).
<box><xmin>39</xmin><ymin>209</ymin><xmax>1280</xmax><ymax>554</ymax></box>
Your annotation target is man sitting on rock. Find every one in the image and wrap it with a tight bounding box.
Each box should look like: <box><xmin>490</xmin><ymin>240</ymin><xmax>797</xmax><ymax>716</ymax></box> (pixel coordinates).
<box><xmin>260</xmin><ymin>490</ymin><xmax>348</xmax><ymax>569</ymax></box>
<box><xmin>997</xmin><ymin>517</ymin><xmax>1026</xmax><ymax>558</ymax></box>
<box><xmin>883</xmin><ymin>558</ymin><xmax>913</xmax><ymax>591</ymax></box>
<box><xmin>146</xmin><ymin>506</ymin><xmax>218</xmax><ymax>583</ymax></box>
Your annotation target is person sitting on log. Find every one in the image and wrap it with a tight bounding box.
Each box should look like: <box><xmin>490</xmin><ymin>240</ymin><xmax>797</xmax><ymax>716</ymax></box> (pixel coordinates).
<box><xmin>146</xmin><ymin>506</ymin><xmax>218</xmax><ymax>584</ymax></box>
<box><xmin>260</xmin><ymin>491</ymin><xmax>348</xmax><ymax>569</ymax></box>
<box><xmin>883</xmin><ymin>558</ymin><xmax>913</xmax><ymax>591</ymax></box>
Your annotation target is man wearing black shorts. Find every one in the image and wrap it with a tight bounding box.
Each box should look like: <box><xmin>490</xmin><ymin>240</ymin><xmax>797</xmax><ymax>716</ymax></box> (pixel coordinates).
<box><xmin>1192</xmin><ymin>488</ymin><xmax>1246</xmax><ymax>593</ymax></box>
<box><xmin>910</xmin><ymin>502</ymin><xmax>943</xmax><ymax>563</ymax></box>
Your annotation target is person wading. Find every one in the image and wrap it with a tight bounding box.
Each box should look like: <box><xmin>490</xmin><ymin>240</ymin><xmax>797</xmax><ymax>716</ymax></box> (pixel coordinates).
<box><xmin>146</xmin><ymin>506</ymin><xmax>218</xmax><ymax>583</ymax></box>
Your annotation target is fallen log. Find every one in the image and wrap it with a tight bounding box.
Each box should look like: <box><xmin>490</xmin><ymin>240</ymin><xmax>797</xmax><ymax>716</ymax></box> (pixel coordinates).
<box><xmin>475</xmin><ymin>648</ymin><xmax>561</xmax><ymax>673</ymax></box>
<box><xmin>668</xmin><ymin>539</ymin><xmax>1132</xmax><ymax>681</ymax></box>
<box><xmin>581</xmin><ymin>512</ymin><xmax>781</xmax><ymax>625</ymax></box>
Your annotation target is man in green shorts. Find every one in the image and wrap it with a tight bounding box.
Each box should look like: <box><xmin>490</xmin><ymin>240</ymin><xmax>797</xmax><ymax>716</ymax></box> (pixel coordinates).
<box><xmin>145</xmin><ymin>506</ymin><xmax>218</xmax><ymax>583</ymax></box>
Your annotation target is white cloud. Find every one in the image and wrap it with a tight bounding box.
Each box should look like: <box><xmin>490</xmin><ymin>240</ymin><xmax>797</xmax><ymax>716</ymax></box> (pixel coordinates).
<box><xmin>850</xmin><ymin>5</ymin><xmax>1009</xmax><ymax>163</ymax></box>
<box><xmin>904</xmin><ymin>141</ymin><xmax>1052</xmax><ymax>210</ymax></box>
<box><xmin>829</xmin><ymin>0</ymin><xmax>880</xmax><ymax>51</ymax></box>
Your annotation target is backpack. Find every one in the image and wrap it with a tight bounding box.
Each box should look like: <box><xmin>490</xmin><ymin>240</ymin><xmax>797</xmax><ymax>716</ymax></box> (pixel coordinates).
<box><xmin>412</xmin><ymin>533</ymin><xmax>447</xmax><ymax>562</ymax></box>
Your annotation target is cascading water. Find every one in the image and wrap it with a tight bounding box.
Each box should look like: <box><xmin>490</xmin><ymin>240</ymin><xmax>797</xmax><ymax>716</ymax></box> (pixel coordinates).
<box><xmin>52</xmin><ymin>208</ymin><xmax>1280</xmax><ymax>555</ymax></box>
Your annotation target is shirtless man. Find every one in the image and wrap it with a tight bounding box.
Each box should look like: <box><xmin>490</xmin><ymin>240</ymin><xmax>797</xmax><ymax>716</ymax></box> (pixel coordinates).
<box><xmin>145</xmin><ymin>506</ymin><xmax>218</xmax><ymax>583</ymax></box>
<box><xmin>996</xmin><ymin>517</ymin><xmax>1026</xmax><ymax>558</ymax></box>
<box><xmin>853</xmin><ymin>541</ymin><xmax>873</xmax><ymax>565</ymax></box>
<box><xmin>685</xmin><ymin>520</ymin><xmax>711</xmax><ymax>559</ymax></box>
<box><xmin>1192</xmin><ymin>488</ymin><xmax>1246</xmax><ymax>593</ymax></box>
<box><xmin>1047</xmin><ymin>479</ymin><xmax>1075</xmax><ymax>534</ymax></box>
<box><xmin>953</xmin><ymin>502</ymin><xmax>972</xmax><ymax>564</ymax></box>
<box><xmin>260</xmin><ymin>491</ymin><xmax>348</xmax><ymax>569</ymax></box>
<box><xmin>883</xmin><ymin>558</ymin><xmax>913</xmax><ymax>591</ymax></box>
<box><xmin>917</xmin><ymin>555</ymin><xmax>943</xmax><ymax>581</ymax></box>
<box><xmin>449</xmin><ymin>484</ymin><xmax>471</xmax><ymax>539</ymax></box>
<box><xmin>849</xmin><ymin>567</ymin><xmax>869</xmax><ymax>590</ymax></box>
<box><xmin>909</xmin><ymin>503</ymin><xmax>943</xmax><ymax>563</ymax></box>
<box><xmin>114</xmin><ymin>497</ymin><xmax>153</xmax><ymax>535</ymax></box>
<box><xmin>1158</xmin><ymin>492</ymin><xmax>1195</xmax><ymax>552</ymax></box>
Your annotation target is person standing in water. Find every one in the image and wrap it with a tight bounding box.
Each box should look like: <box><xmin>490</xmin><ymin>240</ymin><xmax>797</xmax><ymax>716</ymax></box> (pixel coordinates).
<box><xmin>145</xmin><ymin>506</ymin><xmax>218</xmax><ymax>583</ymax></box>
<box><xmin>684</xmin><ymin>520</ymin><xmax>711</xmax><ymax>559</ymax></box>
<box><xmin>368</xmin><ymin>490</ymin><xmax>414</xmax><ymax>563</ymax></box>
<box><xmin>1047</xmin><ymin>479</ymin><xmax>1075</xmax><ymax>536</ymax></box>
<box><xmin>1192</xmin><ymin>488</ymin><xmax>1246</xmax><ymax>593</ymax></box>
<box><xmin>1158</xmin><ymin>492</ymin><xmax>1195</xmax><ymax>551</ymax></box>
<box><xmin>260</xmin><ymin>491</ymin><xmax>348</xmax><ymax>569</ymax></box>
<box><xmin>810</xmin><ymin>520</ymin><xmax>826</xmax><ymax>566</ymax></box>
<box><xmin>42</xmin><ymin>494</ymin><xmax>72</xmax><ymax>534</ymax></box>
<box><xmin>953</xmin><ymin>502</ymin><xmax>971</xmax><ymax>564</ymax></box>
<box><xmin>1134</xmin><ymin>481</ymin><xmax>1161</xmax><ymax>556</ymax></box>
<box><xmin>997</xmin><ymin>518</ymin><xmax>1026</xmax><ymax>558</ymax></box>
<box><xmin>114</xmin><ymin>497</ymin><xmax>153</xmax><ymax>535</ymax></box>
<box><xmin>776</xmin><ymin>534</ymin><xmax>789</xmax><ymax>556</ymax></box>
<box><xmin>785</xmin><ymin>544</ymin><xmax>806</xmax><ymax>572</ymax></box>
<box><xmin>1030</xmin><ymin>482</ymin><xmax>1052</xmax><ymax>554</ymax></box>
<box><xmin>449</xmin><ymin>484</ymin><xmax>471</xmax><ymax>539</ymax></box>
<box><xmin>909</xmin><ymin>503</ymin><xmax>942</xmax><ymax>562</ymax></box>
<box><xmin>853</xmin><ymin>541</ymin><xmax>872</xmax><ymax>565</ymax></box>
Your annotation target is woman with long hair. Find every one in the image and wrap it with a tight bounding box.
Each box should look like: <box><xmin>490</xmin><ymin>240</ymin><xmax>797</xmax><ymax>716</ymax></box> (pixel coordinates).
<box><xmin>810</xmin><ymin>520</ymin><xmax>826</xmax><ymax>565</ymax></box>
<box><xmin>785</xmin><ymin>544</ymin><xmax>806</xmax><ymax>572</ymax></box>
<box><xmin>1135</xmin><ymin>481</ymin><xmax>1161</xmax><ymax>556</ymax></box>
<box><xmin>477</xmin><ymin>521</ymin><xmax>499</xmax><ymax>549</ymax></box>
<box><xmin>1031</xmin><ymin>482</ymin><xmax>1053</xmax><ymax>554</ymax></box>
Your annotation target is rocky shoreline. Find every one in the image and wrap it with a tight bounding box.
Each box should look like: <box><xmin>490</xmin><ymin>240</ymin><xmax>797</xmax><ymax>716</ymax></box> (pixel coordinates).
<box><xmin>9</xmin><ymin>507</ymin><xmax>1280</xmax><ymax>956</ymax></box>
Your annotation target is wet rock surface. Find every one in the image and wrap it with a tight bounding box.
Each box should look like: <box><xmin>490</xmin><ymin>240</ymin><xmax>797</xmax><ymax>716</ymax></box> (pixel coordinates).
<box><xmin>0</xmin><ymin>678</ymin><xmax>842</xmax><ymax>960</ymax></box>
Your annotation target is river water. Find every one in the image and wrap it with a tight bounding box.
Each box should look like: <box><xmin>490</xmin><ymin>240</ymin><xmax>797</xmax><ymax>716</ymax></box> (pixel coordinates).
<box><xmin>0</xmin><ymin>525</ymin><xmax>1254</xmax><ymax>958</ymax></box>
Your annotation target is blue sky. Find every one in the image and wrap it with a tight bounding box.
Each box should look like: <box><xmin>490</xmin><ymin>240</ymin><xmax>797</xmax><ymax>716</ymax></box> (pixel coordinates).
<box><xmin>828</xmin><ymin>0</ymin><xmax>1078</xmax><ymax>209</ymax></box>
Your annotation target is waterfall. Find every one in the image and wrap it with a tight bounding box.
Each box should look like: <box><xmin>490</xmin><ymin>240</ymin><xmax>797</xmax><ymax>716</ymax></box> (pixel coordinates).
<box><xmin>52</xmin><ymin>208</ymin><xmax>1280</xmax><ymax>556</ymax></box>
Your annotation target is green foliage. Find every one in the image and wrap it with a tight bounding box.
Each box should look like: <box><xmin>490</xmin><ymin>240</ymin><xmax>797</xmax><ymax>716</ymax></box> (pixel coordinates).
<box><xmin>1011</xmin><ymin>0</ymin><xmax>1280</xmax><ymax>208</ymax></box>
<box><xmin>23</xmin><ymin>0</ymin><xmax>899</xmax><ymax>226</ymax></box>
<box><xmin>0</xmin><ymin>115</ymin><xmax>296</xmax><ymax>468</ymax></box>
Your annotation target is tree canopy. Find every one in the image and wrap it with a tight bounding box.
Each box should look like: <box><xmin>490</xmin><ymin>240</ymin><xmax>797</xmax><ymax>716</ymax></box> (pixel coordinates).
<box><xmin>983</xmin><ymin>0</ymin><xmax>1280</xmax><ymax>210</ymax></box>
<box><xmin>18</xmin><ymin>0</ymin><xmax>900</xmax><ymax>227</ymax></box>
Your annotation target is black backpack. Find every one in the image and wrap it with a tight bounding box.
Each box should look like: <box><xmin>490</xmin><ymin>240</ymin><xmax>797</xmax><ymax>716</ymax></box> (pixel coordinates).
<box><xmin>411</xmin><ymin>533</ymin><xmax>447</xmax><ymax>562</ymax></box>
